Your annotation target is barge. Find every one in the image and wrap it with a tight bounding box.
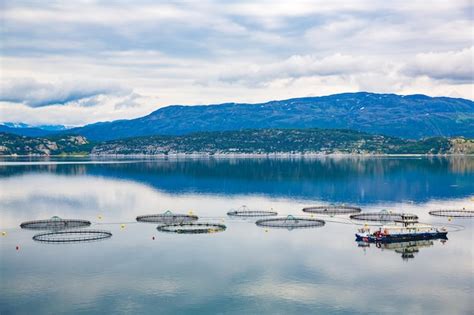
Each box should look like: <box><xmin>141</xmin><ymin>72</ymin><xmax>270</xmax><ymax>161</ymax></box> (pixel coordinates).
<box><xmin>355</xmin><ymin>214</ymin><xmax>448</xmax><ymax>243</ymax></box>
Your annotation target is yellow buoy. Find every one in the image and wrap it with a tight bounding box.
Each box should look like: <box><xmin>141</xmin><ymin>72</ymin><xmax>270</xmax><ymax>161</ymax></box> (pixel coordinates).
<box><xmin>448</xmin><ymin>217</ymin><xmax>452</xmax><ymax>222</ymax></box>
<box><xmin>265</xmin><ymin>229</ymin><xmax>268</xmax><ymax>233</ymax></box>
<box><xmin>1</xmin><ymin>231</ymin><xmax>6</xmax><ymax>236</ymax></box>
<box><xmin>188</xmin><ymin>210</ymin><xmax>194</xmax><ymax>215</ymax></box>
<box><xmin>98</xmin><ymin>215</ymin><xmax>103</xmax><ymax>220</ymax></box>
<box><xmin>310</xmin><ymin>214</ymin><xmax>314</xmax><ymax>218</ymax></box>
<box><xmin>121</xmin><ymin>224</ymin><xmax>125</xmax><ymax>229</ymax></box>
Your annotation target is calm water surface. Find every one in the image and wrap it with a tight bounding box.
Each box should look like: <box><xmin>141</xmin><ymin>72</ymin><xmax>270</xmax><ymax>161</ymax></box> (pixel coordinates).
<box><xmin>0</xmin><ymin>157</ymin><xmax>473</xmax><ymax>314</ymax></box>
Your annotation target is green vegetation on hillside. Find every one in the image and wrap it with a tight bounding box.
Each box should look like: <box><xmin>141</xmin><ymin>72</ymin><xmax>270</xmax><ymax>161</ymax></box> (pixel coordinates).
<box><xmin>92</xmin><ymin>129</ymin><xmax>464</xmax><ymax>155</ymax></box>
<box><xmin>0</xmin><ymin>133</ymin><xmax>93</xmax><ymax>156</ymax></box>
<box><xmin>1</xmin><ymin>129</ymin><xmax>472</xmax><ymax>156</ymax></box>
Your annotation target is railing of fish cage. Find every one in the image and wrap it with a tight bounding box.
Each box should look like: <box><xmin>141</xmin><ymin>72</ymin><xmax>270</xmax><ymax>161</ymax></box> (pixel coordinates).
<box><xmin>256</xmin><ymin>215</ymin><xmax>326</xmax><ymax>230</ymax></box>
<box><xmin>32</xmin><ymin>230</ymin><xmax>112</xmax><ymax>243</ymax></box>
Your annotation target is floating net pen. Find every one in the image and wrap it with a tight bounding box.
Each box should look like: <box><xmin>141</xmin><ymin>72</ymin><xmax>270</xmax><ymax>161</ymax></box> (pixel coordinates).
<box><xmin>20</xmin><ymin>217</ymin><xmax>91</xmax><ymax>231</ymax></box>
<box><xmin>256</xmin><ymin>215</ymin><xmax>325</xmax><ymax>230</ymax></box>
<box><xmin>302</xmin><ymin>205</ymin><xmax>362</xmax><ymax>215</ymax></box>
<box><xmin>137</xmin><ymin>210</ymin><xmax>199</xmax><ymax>224</ymax></box>
<box><xmin>227</xmin><ymin>205</ymin><xmax>278</xmax><ymax>217</ymax></box>
<box><xmin>32</xmin><ymin>230</ymin><xmax>112</xmax><ymax>243</ymax></box>
<box><xmin>428</xmin><ymin>210</ymin><xmax>474</xmax><ymax>218</ymax></box>
<box><xmin>157</xmin><ymin>223</ymin><xmax>226</xmax><ymax>234</ymax></box>
<box><xmin>350</xmin><ymin>210</ymin><xmax>418</xmax><ymax>223</ymax></box>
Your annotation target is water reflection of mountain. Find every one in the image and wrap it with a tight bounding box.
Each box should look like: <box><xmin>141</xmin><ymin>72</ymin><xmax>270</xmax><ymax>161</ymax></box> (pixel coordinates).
<box><xmin>0</xmin><ymin>157</ymin><xmax>473</xmax><ymax>204</ymax></box>
<box><xmin>357</xmin><ymin>239</ymin><xmax>447</xmax><ymax>260</ymax></box>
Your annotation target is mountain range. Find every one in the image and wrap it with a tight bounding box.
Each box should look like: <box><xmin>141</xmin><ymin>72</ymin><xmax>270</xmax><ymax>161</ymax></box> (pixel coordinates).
<box><xmin>2</xmin><ymin>92</ymin><xmax>473</xmax><ymax>141</ymax></box>
<box><xmin>0</xmin><ymin>123</ymin><xmax>68</xmax><ymax>137</ymax></box>
<box><xmin>64</xmin><ymin>92</ymin><xmax>474</xmax><ymax>140</ymax></box>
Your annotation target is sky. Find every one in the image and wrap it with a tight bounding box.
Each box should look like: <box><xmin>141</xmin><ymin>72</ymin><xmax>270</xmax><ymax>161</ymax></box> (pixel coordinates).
<box><xmin>0</xmin><ymin>0</ymin><xmax>473</xmax><ymax>126</ymax></box>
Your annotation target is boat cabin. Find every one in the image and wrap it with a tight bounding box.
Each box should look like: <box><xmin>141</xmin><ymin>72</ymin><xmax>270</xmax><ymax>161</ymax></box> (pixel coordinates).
<box><xmin>394</xmin><ymin>214</ymin><xmax>419</xmax><ymax>226</ymax></box>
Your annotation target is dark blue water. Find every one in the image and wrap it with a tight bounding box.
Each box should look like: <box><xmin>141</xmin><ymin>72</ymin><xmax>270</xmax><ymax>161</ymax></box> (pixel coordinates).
<box><xmin>0</xmin><ymin>157</ymin><xmax>473</xmax><ymax>314</ymax></box>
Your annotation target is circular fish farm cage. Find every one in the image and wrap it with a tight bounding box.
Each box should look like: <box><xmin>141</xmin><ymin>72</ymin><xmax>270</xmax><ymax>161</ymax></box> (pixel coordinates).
<box><xmin>136</xmin><ymin>211</ymin><xmax>199</xmax><ymax>224</ymax></box>
<box><xmin>256</xmin><ymin>215</ymin><xmax>325</xmax><ymax>230</ymax></box>
<box><xmin>32</xmin><ymin>230</ymin><xmax>112</xmax><ymax>243</ymax></box>
<box><xmin>227</xmin><ymin>205</ymin><xmax>278</xmax><ymax>217</ymax></box>
<box><xmin>157</xmin><ymin>223</ymin><xmax>226</xmax><ymax>234</ymax></box>
<box><xmin>350</xmin><ymin>210</ymin><xmax>418</xmax><ymax>223</ymax></box>
<box><xmin>428</xmin><ymin>210</ymin><xmax>474</xmax><ymax>218</ymax></box>
<box><xmin>20</xmin><ymin>217</ymin><xmax>91</xmax><ymax>230</ymax></box>
<box><xmin>302</xmin><ymin>205</ymin><xmax>362</xmax><ymax>215</ymax></box>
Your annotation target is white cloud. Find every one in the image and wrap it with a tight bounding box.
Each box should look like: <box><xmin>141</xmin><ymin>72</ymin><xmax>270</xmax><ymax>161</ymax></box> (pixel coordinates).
<box><xmin>403</xmin><ymin>47</ymin><xmax>474</xmax><ymax>82</ymax></box>
<box><xmin>0</xmin><ymin>78</ymin><xmax>132</xmax><ymax>107</ymax></box>
<box><xmin>0</xmin><ymin>94</ymin><xmax>158</xmax><ymax>126</ymax></box>
<box><xmin>0</xmin><ymin>0</ymin><xmax>472</xmax><ymax>125</ymax></box>
<box><xmin>218</xmin><ymin>53</ymin><xmax>382</xmax><ymax>85</ymax></box>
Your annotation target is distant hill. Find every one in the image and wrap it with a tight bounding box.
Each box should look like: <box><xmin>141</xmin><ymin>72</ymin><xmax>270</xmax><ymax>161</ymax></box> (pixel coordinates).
<box><xmin>0</xmin><ymin>123</ymin><xmax>68</xmax><ymax>137</ymax></box>
<box><xmin>1</xmin><ymin>122</ymin><xmax>68</xmax><ymax>131</ymax></box>
<box><xmin>2</xmin><ymin>129</ymin><xmax>473</xmax><ymax>156</ymax></box>
<box><xmin>64</xmin><ymin>92</ymin><xmax>474</xmax><ymax>141</ymax></box>
<box><xmin>0</xmin><ymin>125</ymin><xmax>56</xmax><ymax>137</ymax></box>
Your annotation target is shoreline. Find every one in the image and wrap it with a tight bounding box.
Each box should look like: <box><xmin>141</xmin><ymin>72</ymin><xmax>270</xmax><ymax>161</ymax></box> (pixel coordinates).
<box><xmin>1</xmin><ymin>152</ymin><xmax>473</xmax><ymax>159</ymax></box>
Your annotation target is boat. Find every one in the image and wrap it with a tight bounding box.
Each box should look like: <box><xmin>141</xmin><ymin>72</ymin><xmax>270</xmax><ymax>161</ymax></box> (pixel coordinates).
<box><xmin>355</xmin><ymin>214</ymin><xmax>448</xmax><ymax>243</ymax></box>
